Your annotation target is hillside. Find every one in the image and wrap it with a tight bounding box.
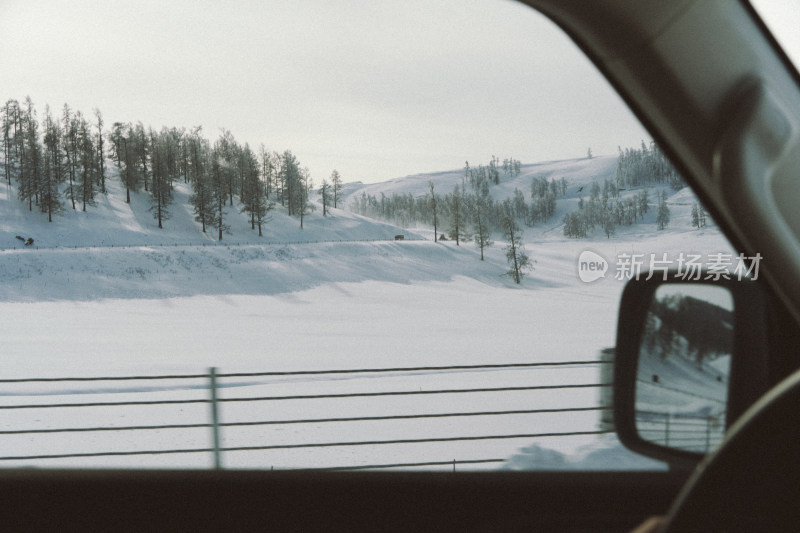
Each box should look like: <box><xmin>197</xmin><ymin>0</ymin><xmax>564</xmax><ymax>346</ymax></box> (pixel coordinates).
<box><xmin>343</xmin><ymin>153</ymin><xmax>713</xmax><ymax>241</ymax></box>
<box><xmin>0</xmin><ymin>171</ymin><xmax>415</xmax><ymax>250</ymax></box>
<box><xmin>342</xmin><ymin>155</ymin><xmax>618</xmax><ymax>209</ymax></box>
<box><xmin>0</xmin><ymin>171</ymin><xmax>520</xmax><ymax>302</ymax></box>
<box><xmin>0</xmin><ymin>153</ymin><xmax>720</xmax><ymax>301</ymax></box>
<box><xmin>0</xmin><ymin>153</ymin><xmax>724</xmax><ymax>303</ymax></box>
<box><xmin>2</xmin><ymin>153</ymin><xmax>711</xmax><ymax>252</ymax></box>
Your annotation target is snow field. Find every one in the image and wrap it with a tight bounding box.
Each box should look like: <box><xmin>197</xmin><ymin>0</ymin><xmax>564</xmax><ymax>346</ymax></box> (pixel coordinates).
<box><xmin>0</xmin><ymin>156</ymin><xmax>733</xmax><ymax>470</ymax></box>
<box><xmin>0</xmin><ymin>365</ymin><xmax>605</xmax><ymax>470</ymax></box>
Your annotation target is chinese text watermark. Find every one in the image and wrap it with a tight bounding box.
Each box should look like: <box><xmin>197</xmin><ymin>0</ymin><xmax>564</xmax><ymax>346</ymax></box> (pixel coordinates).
<box><xmin>578</xmin><ymin>251</ymin><xmax>762</xmax><ymax>282</ymax></box>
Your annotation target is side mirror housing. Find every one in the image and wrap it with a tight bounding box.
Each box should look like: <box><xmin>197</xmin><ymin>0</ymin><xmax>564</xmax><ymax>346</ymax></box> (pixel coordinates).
<box><xmin>613</xmin><ymin>275</ymin><xmax>769</xmax><ymax>468</ymax></box>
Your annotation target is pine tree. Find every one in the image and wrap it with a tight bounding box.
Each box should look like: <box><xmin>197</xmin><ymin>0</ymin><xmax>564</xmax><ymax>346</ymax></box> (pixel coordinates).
<box><xmin>11</xmin><ymin>101</ymin><xmax>28</xmax><ymax>206</ymax></box>
<box><xmin>40</xmin><ymin>105</ymin><xmax>63</xmax><ymax>221</ymax></box>
<box><xmin>190</xmin><ymin>173</ymin><xmax>214</xmax><ymax>233</ymax></box>
<box><xmin>691</xmin><ymin>203</ymin><xmax>700</xmax><ymax>228</ymax></box>
<box><xmin>447</xmin><ymin>184</ymin><xmax>465</xmax><ymax>245</ymax></box>
<box><xmin>489</xmin><ymin>155</ymin><xmax>500</xmax><ymax>185</ymax></box>
<box><xmin>177</xmin><ymin>127</ymin><xmax>189</xmax><ymax>183</ymax></box>
<box><xmin>319</xmin><ymin>179</ymin><xmax>331</xmax><ymax>216</ymax></box>
<box><xmin>512</xmin><ymin>188</ymin><xmax>527</xmax><ymax>221</ymax></box>
<box><xmin>93</xmin><ymin>109</ymin><xmax>106</xmax><ymax>194</ymax></box>
<box><xmin>563</xmin><ymin>211</ymin><xmax>589</xmax><ymax>238</ymax></box>
<box><xmin>76</xmin><ymin>115</ymin><xmax>97</xmax><ymax>211</ymax></box>
<box><xmin>258</xmin><ymin>145</ymin><xmax>275</xmax><ymax>197</ymax></box>
<box><xmin>602</xmin><ymin>179</ymin><xmax>611</xmax><ymax>205</ymax></box>
<box><xmin>638</xmin><ymin>188</ymin><xmax>649</xmax><ymax>216</ymax></box>
<box><xmin>116</xmin><ymin>123</ymin><xmax>140</xmax><ymax>203</ymax></box>
<box><xmin>19</xmin><ymin>97</ymin><xmax>42</xmax><ymax>212</ymax></box>
<box><xmin>472</xmin><ymin>194</ymin><xmax>492</xmax><ymax>260</ymax></box>
<box><xmin>330</xmin><ymin>169</ymin><xmax>343</xmax><ymax>209</ymax></box>
<box><xmin>657</xmin><ymin>189</ymin><xmax>670</xmax><ymax>230</ymax></box>
<box><xmin>276</xmin><ymin>152</ymin><xmax>286</xmax><ymax>208</ymax></box>
<box><xmin>240</xmin><ymin>144</ymin><xmax>272</xmax><ymax>235</ymax></box>
<box><xmin>148</xmin><ymin>129</ymin><xmax>174</xmax><ymax>229</ymax></box>
<box><xmin>281</xmin><ymin>150</ymin><xmax>304</xmax><ymax>216</ymax></box>
<box><xmin>603</xmin><ymin>207</ymin><xmax>616</xmax><ymax>238</ymax></box>
<box><xmin>134</xmin><ymin>122</ymin><xmax>150</xmax><ymax>192</ymax></box>
<box><xmin>1</xmin><ymin>100</ymin><xmax>18</xmax><ymax>186</ymax></box>
<box><xmin>297</xmin><ymin>166</ymin><xmax>314</xmax><ymax>229</ymax></box>
<box><xmin>62</xmin><ymin>104</ymin><xmax>78</xmax><ymax>210</ymax></box>
<box><xmin>502</xmin><ymin>216</ymin><xmax>531</xmax><ymax>284</ymax></box>
<box><xmin>109</xmin><ymin>122</ymin><xmax>124</xmax><ymax>169</ymax></box>
<box><xmin>238</xmin><ymin>143</ymin><xmax>255</xmax><ymax>223</ymax></box>
<box><xmin>429</xmin><ymin>180</ymin><xmax>439</xmax><ymax>242</ymax></box>
<box><xmin>188</xmin><ymin>129</ymin><xmax>215</xmax><ymax>233</ymax></box>
<box><xmin>210</xmin><ymin>146</ymin><xmax>230</xmax><ymax>240</ymax></box>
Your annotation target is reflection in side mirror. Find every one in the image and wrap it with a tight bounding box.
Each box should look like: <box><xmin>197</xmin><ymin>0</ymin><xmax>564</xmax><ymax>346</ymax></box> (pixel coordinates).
<box><xmin>634</xmin><ymin>285</ymin><xmax>733</xmax><ymax>454</ymax></box>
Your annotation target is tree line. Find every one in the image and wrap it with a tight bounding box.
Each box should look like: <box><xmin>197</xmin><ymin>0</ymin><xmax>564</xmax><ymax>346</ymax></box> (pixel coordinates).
<box><xmin>2</xmin><ymin>97</ymin><xmax>107</xmax><ymax>221</ymax></box>
<box><xmin>615</xmin><ymin>140</ymin><xmax>684</xmax><ymax>190</ymax></box>
<box><xmin>561</xmin><ymin>179</ymin><xmax>671</xmax><ymax>238</ymax></box>
<box><xmin>560</xmin><ymin>141</ymin><xmax>693</xmax><ymax>239</ymax></box>
<box><xmin>350</xmin><ymin>158</ymin><xmax>568</xmax><ymax>237</ymax></box>
<box><xmin>349</xmin><ymin>157</ymin><xmax>538</xmax><ymax>282</ymax></box>
<box><xmin>347</xmin><ymin>142</ymin><xmax>695</xmax><ymax>244</ymax></box>
<box><xmin>1</xmin><ymin>97</ymin><xmax>345</xmax><ymax>238</ymax></box>
<box><xmin>2</xmin><ymin>97</ymin><xmax>533</xmax><ymax>283</ymax></box>
<box><xmin>644</xmin><ymin>293</ymin><xmax>733</xmax><ymax>365</ymax></box>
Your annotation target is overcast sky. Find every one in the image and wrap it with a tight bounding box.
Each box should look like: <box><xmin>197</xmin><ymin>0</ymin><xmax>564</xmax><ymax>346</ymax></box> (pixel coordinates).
<box><xmin>1</xmin><ymin>0</ymin><xmax>797</xmax><ymax>185</ymax></box>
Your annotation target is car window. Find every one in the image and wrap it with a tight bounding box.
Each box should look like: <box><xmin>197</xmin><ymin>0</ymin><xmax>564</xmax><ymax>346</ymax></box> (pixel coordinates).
<box><xmin>750</xmin><ymin>0</ymin><xmax>800</xmax><ymax>68</ymax></box>
<box><xmin>0</xmin><ymin>0</ymin><xmax>737</xmax><ymax>471</ymax></box>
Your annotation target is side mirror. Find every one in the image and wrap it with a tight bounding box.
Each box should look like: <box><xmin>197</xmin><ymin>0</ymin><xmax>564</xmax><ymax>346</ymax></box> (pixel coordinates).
<box><xmin>613</xmin><ymin>275</ymin><xmax>769</xmax><ymax>468</ymax></box>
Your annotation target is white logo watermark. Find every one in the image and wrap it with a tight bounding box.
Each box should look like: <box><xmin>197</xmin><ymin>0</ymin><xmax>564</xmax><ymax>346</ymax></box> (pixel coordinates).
<box><xmin>577</xmin><ymin>250</ymin><xmax>609</xmax><ymax>283</ymax></box>
<box><xmin>577</xmin><ymin>251</ymin><xmax>762</xmax><ymax>282</ymax></box>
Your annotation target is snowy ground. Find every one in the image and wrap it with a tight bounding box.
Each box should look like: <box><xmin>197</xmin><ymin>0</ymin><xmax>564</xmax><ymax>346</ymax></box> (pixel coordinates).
<box><xmin>0</xmin><ymin>159</ymin><xmax>735</xmax><ymax>470</ymax></box>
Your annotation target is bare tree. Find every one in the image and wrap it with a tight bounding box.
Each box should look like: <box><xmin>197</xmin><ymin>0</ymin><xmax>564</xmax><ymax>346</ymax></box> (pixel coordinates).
<box><xmin>429</xmin><ymin>180</ymin><xmax>439</xmax><ymax>242</ymax></box>
<box><xmin>502</xmin><ymin>216</ymin><xmax>531</xmax><ymax>284</ymax></box>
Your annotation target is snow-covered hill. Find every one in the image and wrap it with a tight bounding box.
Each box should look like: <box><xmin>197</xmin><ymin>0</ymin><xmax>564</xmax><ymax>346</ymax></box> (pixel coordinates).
<box><xmin>0</xmin><ymin>172</ymin><xmax>517</xmax><ymax>301</ymax></box>
<box><xmin>0</xmin><ymin>173</ymin><xmax>415</xmax><ymax>250</ymax></box>
<box><xmin>342</xmin><ymin>155</ymin><xmax>618</xmax><ymax>209</ymax></box>
<box><xmin>0</xmin><ymin>154</ymin><xmax>724</xmax><ymax>303</ymax></box>
<box><xmin>343</xmin><ymin>154</ymin><xmax>714</xmax><ymax>242</ymax></box>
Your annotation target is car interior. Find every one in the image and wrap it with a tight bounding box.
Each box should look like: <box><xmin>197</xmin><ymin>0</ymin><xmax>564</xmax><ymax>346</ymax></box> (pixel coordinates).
<box><xmin>3</xmin><ymin>0</ymin><xmax>800</xmax><ymax>531</ymax></box>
